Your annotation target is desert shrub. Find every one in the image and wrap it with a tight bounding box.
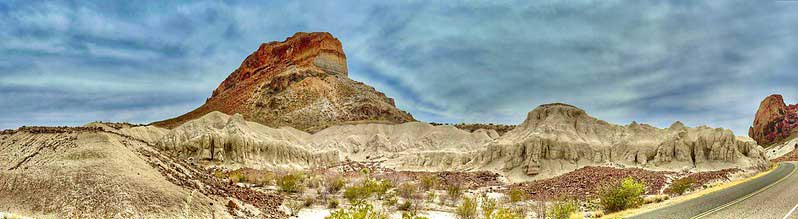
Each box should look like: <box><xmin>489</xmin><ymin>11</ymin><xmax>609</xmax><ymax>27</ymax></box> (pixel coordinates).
<box><xmin>455</xmin><ymin>196</ymin><xmax>478</xmax><ymax>219</ymax></box>
<box><xmin>326</xmin><ymin>203</ymin><xmax>388</xmax><ymax>219</ymax></box>
<box><xmin>426</xmin><ymin>191</ymin><xmax>437</xmax><ymax>203</ymax></box>
<box><xmin>398</xmin><ymin>182</ymin><xmax>418</xmax><ymax>199</ymax></box>
<box><xmin>212</xmin><ymin>170</ymin><xmax>226</xmax><ymax>179</ymax></box>
<box><xmin>285</xmin><ymin>200</ymin><xmax>305</xmax><ymax>216</ymax></box>
<box><xmin>369</xmin><ymin>179</ymin><xmax>393</xmax><ymax>199</ymax></box>
<box><xmin>402</xmin><ymin>212</ymin><xmax>430</xmax><ymax>219</ymax></box>
<box><xmin>328</xmin><ymin>199</ymin><xmax>340</xmax><ymax>209</ymax></box>
<box><xmin>307</xmin><ymin>176</ymin><xmax>323</xmax><ymax>189</ymax></box>
<box><xmin>229</xmin><ymin>171</ymin><xmax>246</xmax><ymax>183</ymax></box>
<box><xmin>343</xmin><ymin>179</ymin><xmax>394</xmax><ymax>203</ymax></box>
<box><xmin>494</xmin><ymin>208</ymin><xmax>524</xmax><ymax>219</ymax></box>
<box><xmin>547</xmin><ymin>200</ymin><xmax>579</xmax><ymax>219</ymax></box>
<box><xmin>480</xmin><ymin>195</ymin><xmax>498</xmax><ymax>219</ymax></box>
<box><xmin>506</xmin><ymin>188</ymin><xmax>526</xmax><ymax>203</ymax></box>
<box><xmin>667</xmin><ymin>177</ymin><xmax>695</xmax><ymax>195</ymax></box>
<box><xmin>344</xmin><ymin>185</ymin><xmax>372</xmax><ymax>204</ymax></box>
<box><xmin>397</xmin><ymin>200</ymin><xmax>413</xmax><ymax>211</ymax></box>
<box><xmin>326</xmin><ymin>175</ymin><xmax>347</xmax><ymax>194</ymax></box>
<box><xmin>643</xmin><ymin>195</ymin><xmax>670</xmax><ymax>204</ymax></box>
<box><xmin>598</xmin><ymin>177</ymin><xmax>646</xmax><ymax>213</ymax></box>
<box><xmin>385</xmin><ymin>196</ymin><xmax>399</xmax><ymax>206</ymax></box>
<box><xmin>534</xmin><ymin>200</ymin><xmax>547</xmax><ymax>219</ymax></box>
<box><xmin>360</xmin><ymin>168</ymin><xmax>371</xmax><ymax>177</ymax></box>
<box><xmin>446</xmin><ymin>184</ymin><xmax>463</xmax><ymax>204</ymax></box>
<box><xmin>303</xmin><ymin>196</ymin><xmax>316</xmax><ymax>207</ymax></box>
<box><xmin>277</xmin><ymin>172</ymin><xmax>306</xmax><ymax>193</ymax></box>
<box><xmin>419</xmin><ymin>175</ymin><xmax>439</xmax><ymax>191</ymax></box>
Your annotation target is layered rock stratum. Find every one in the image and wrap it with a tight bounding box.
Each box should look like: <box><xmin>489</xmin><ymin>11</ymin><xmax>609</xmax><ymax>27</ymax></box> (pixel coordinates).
<box><xmin>153</xmin><ymin>32</ymin><xmax>414</xmax><ymax>132</ymax></box>
<box><xmin>749</xmin><ymin>94</ymin><xmax>798</xmax><ymax>146</ymax></box>
<box><xmin>122</xmin><ymin>103</ymin><xmax>767</xmax><ymax>182</ymax></box>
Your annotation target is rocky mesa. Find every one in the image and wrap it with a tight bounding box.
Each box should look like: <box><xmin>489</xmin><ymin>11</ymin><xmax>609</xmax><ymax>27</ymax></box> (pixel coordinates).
<box><xmin>152</xmin><ymin>32</ymin><xmax>414</xmax><ymax>132</ymax></box>
<box><xmin>749</xmin><ymin>94</ymin><xmax>798</xmax><ymax>146</ymax></box>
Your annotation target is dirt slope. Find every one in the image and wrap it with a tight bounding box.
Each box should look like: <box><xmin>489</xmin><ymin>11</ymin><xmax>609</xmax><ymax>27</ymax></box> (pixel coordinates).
<box><xmin>0</xmin><ymin>127</ymin><xmax>284</xmax><ymax>218</ymax></box>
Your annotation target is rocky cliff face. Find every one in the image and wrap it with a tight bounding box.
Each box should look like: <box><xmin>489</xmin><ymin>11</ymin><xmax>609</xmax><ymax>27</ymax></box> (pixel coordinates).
<box><xmin>393</xmin><ymin>104</ymin><xmax>767</xmax><ymax>180</ymax></box>
<box><xmin>749</xmin><ymin>94</ymin><xmax>798</xmax><ymax>145</ymax></box>
<box><xmin>153</xmin><ymin>32</ymin><xmax>414</xmax><ymax>132</ymax></box>
<box><xmin>137</xmin><ymin>104</ymin><xmax>766</xmax><ymax>181</ymax></box>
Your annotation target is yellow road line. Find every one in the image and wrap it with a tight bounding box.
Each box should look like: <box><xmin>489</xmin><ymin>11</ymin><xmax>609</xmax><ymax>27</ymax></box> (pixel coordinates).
<box><xmin>691</xmin><ymin>163</ymin><xmax>797</xmax><ymax>219</ymax></box>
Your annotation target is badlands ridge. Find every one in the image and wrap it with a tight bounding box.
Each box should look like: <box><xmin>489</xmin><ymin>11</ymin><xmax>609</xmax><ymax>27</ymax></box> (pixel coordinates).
<box><xmin>120</xmin><ymin>103</ymin><xmax>768</xmax><ymax>182</ymax></box>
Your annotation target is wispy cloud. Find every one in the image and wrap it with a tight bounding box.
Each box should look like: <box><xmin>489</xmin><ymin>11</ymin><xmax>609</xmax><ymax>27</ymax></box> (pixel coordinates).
<box><xmin>0</xmin><ymin>0</ymin><xmax>796</xmax><ymax>136</ymax></box>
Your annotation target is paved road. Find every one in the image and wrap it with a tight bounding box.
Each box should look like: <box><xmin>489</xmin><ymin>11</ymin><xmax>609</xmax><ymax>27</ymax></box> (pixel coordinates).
<box><xmin>630</xmin><ymin>162</ymin><xmax>798</xmax><ymax>219</ymax></box>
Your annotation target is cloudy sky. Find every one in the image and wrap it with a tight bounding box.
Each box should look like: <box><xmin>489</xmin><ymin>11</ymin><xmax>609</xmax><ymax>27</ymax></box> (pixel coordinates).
<box><xmin>1</xmin><ymin>1</ymin><xmax>797</xmax><ymax>135</ymax></box>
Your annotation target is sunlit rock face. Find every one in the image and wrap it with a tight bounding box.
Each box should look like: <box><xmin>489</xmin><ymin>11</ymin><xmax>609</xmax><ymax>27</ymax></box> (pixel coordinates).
<box><xmin>749</xmin><ymin>94</ymin><xmax>798</xmax><ymax>146</ymax></box>
<box><xmin>153</xmin><ymin>32</ymin><xmax>414</xmax><ymax>133</ymax></box>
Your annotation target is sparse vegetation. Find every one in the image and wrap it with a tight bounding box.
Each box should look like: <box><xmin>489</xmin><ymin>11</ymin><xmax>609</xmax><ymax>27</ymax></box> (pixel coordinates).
<box><xmin>446</xmin><ymin>184</ymin><xmax>463</xmax><ymax>204</ymax></box>
<box><xmin>506</xmin><ymin>188</ymin><xmax>526</xmax><ymax>203</ymax></box>
<box><xmin>326</xmin><ymin>203</ymin><xmax>388</xmax><ymax>219</ymax></box>
<box><xmin>598</xmin><ymin>177</ymin><xmax>646</xmax><ymax>213</ymax></box>
<box><xmin>326</xmin><ymin>175</ymin><xmax>347</xmax><ymax>194</ymax></box>
<box><xmin>343</xmin><ymin>179</ymin><xmax>394</xmax><ymax>203</ymax></box>
<box><xmin>494</xmin><ymin>208</ymin><xmax>524</xmax><ymax>219</ymax></box>
<box><xmin>397</xmin><ymin>200</ymin><xmax>413</xmax><ymax>211</ymax></box>
<box><xmin>667</xmin><ymin>177</ymin><xmax>695</xmax><ymax>195</ymax></box>
<box><xmin>547</xmin><ymin>200</ymin><xmax>579</xmax><ymax>219</ymax></box>
<box><xmin>402</xmin><ymin>211</ymin><xmax>430</xmax><ymax>219</ymax></box>
<box><xmin>328</xmin><ymin>199</ymin><xmax>340</xmax><ymax>209</ymax></box>
<box><xmin>455</xmin><ymin>196</ymin><xmax>478</xmax><ymax>219</ymax></box>
<box><xmin>303</xmin><ymin>196</ymin><xmax>316</xmax><ymax>207</ymax></box>
<box><xmin>480</xmin><ymin>195</ymin><xmax>498</xmax><ymax>219</ymax></box>
<box><xmin>285</xmin><ymin>200</ymin><xmax>305</xmax><ymax>216</ymax></box>
<box><xmin>277</xmin><ymin>172</ymin><xmax>306</xmax><ymax>193</ymax></box>
<box><xmin>398</xmin><ymin>182</ymin><xmax>418</xmax><ymax>199</ymax></box>
<box><xmin>426</xmin><ymin>191</ymin><xmax>437</xmax><ymax>203</ymax></box>
<box><xmin>419</xmin><ymin>175</ymin><xmax>439</xmax><ymax>191</ymax></box>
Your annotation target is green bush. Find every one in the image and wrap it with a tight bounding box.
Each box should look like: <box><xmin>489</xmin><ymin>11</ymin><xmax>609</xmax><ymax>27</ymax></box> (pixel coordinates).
<box><xmin>277</xmin><ymin>172</ymin><xmax>306</xmax><ymax>193</ymax></box>
<box><xmin>326</xmin><ymin>203</ymin><xmax>388</xmax><ymax>219</ymax></box>
<box><xmin>419</xmin><ymin>175</ymin><xmax>439</xmax><ymax>191</ymax></box>
<box><xmin>402</xmin><ymin>211</ymin><xmax>430</xmax><ymax>219</ymax></box>
<box><xmin>455</xmin><ymin>197</ymin><xmax>478</xmax><ymax>219</ymax></box>
<box><xmin>547</xmin><ymin>200</ymin><xmax>579</xmax><ymax>219</ymax></box>
<box><xmin>494</xmin><ymin>208</ymin><xmax>524</xmax><ymax>219</ymax></box>
<box><xmin>506</xmin><ymin>188</ymin><xmax>526</xmax><ymax>203</ymax></box>
<box><xmin>667</xmin><ymin>177</ymin><xmax>695</xmax><ymax>195</ymax></box>
<box><xmin>326</xmin><ymin>175</ymin><xmax>347</xmax><ymax>194</ymax></box>
<box><xmin>343</xmin><ymin>179</ymin><xmax>394</xmax><ymax>203</ymax></box>
<box><xmin>446</xmin><ymin>184</ymin><xmax>463</xmax><ymax>204</ymax></box>
<box><xmin>303</xmin><ymin>196</ymin><xmax>315</xmax><ymax>207</ymax></box>
<box><xmin>426</xmin><ymin>191</ymin><xmax>437</xmax><ymax>203</ymax></box>
<box><xmin>397</xmin><ymin>200</ymin><xmax>413</xmax><ymax>211</ymax></box>
<box><xmin>598</xmin><ymin>177</ymin><xmax>646</xmax><ymax>213</ymax></box>
<box><xmin>398</xmin><ymin>182</ymin><xmax>418</xmax><ymax>199</ymax></box>
<box><xmin>328</xmin><ymin>199</ymin><xmax>340</xmax><ymax>209</ymax></box>
<box><xmin>285</xmin><ymin>200</ymin><xmax>305</xmax><ymax>216</ymax></box>
<box><xmin>344</xmin><ymin>185</ymin><xmax>372</xmax><ymax>204</ymax></box>
<box><xmin>480</xmin><ymin>195</ymin><xmax>498</xmax><ymax>219</ymax></box>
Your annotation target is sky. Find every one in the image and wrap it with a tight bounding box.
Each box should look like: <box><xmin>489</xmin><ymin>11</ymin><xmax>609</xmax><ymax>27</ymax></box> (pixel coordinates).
<box><xmin>1</xmin><ymin>1</ymin><xmax>797</xmax><ymax>135</ymax></box>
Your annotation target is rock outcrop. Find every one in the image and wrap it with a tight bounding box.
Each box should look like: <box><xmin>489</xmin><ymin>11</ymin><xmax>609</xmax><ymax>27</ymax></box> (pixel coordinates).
<box><xmin>392</xmin><ymin>104</ymin><xmax>767</xmax><ymax>181</ymax></box>
<box><xmin>138</xmin><ymin>104</ymin><xmax>766</xmax><ymax>182</ymax></box>
<box><xmin>153</xmin><ymin>32</ymin><xmax>414</xmax><ymax>132</ymax></box>
<box><xmin>749</xmin><ymin>94</ymin><xmax>798</xmax><ymax>145</ymax></box>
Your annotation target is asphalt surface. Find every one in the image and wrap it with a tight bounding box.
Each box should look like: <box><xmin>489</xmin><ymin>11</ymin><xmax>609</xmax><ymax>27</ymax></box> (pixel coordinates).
<box><xmin>629</xmin><ymin>162</ymin><xmax>798</xmax><ymax>219</ymax></box>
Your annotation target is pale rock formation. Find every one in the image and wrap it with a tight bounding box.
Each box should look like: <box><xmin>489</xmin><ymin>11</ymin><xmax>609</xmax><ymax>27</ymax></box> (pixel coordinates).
<box><xmin>390</xmin><ymin>104</ymin><xmax>767</xmax><ymax>181</ymax></box>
